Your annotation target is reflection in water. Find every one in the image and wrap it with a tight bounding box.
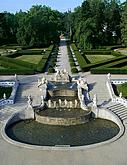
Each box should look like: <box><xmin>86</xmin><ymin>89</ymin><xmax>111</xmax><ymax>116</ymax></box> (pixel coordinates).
<box><xmin>6</xmin><ymin>119</ymin><xmax>119</xmax><ymax>146</ymax></box>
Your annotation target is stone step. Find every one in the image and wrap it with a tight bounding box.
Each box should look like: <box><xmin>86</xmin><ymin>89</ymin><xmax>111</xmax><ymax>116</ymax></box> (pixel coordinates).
<box><xmin>122</xmin><ymin>116</ymin><xmax>127</xmax><ymax>120</ymax></box>
<box><xmin>115</xmin><ymin>110</ymin><xmax>127</xmax><ymax>115</ymax></box>
<box><xmin>118</xmin><ymin>113</ymin><xmax>127</xmax><ymax>117</ymax></box>
<box><xmin>112</xmin><ymin>107</ymin><xmax>127</xmax><ymax>112</ymax></box>
<box><xmin>107</xmin><ymin>104</ymin><xmax>125</xmax><ymax>109</ymax></box>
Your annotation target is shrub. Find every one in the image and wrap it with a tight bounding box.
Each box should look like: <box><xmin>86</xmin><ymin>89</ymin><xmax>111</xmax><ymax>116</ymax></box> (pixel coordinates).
<box><xmin>70</xmin><ymin>62</ymin><xmax>75</xmax><ymax>67</ymax></box>
<box><xmin>71</xmin><ymin>67</ymin><xmax>78</xmax><ymax>73</ymax></box>
<box><xmin>48</xmin><ymin>67</ymin><xmax>55</xmax><ymax>73</ymax></box>
<box><xmin>69</xmin><ymin>58</ymin><xmax>74</xmax><ymax>62</ymax></box>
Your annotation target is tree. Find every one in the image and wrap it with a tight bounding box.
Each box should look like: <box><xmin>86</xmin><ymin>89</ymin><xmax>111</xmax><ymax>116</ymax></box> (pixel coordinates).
<box><xmin>121</xmin><ymin>1</ymin><xmax>127</xmax><ymax>46</ymax></box>
<box><xmin>67</xmin><ymin>0</ymin><xmax>122</xmax><ymax>50</ymax></box>
<box><xmin>0</xmin><ymin>12</ymin><xmax>18</xmax><ymax>45</ymax></box>
<box><xmin>16</xmin><ymin>5</ymin><xmax>63</xmax><ymax>47</ymax></box>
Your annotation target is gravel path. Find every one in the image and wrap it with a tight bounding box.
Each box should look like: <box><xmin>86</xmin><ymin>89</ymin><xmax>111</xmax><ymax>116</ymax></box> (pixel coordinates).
<box><xmin>56</xmin><ymin>39</ymin><xmax>71</xmax><ymax>74</ymax></box>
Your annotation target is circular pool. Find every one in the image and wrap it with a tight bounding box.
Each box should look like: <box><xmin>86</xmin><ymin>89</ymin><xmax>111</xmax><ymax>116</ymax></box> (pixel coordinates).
<box><xmin>5</xmin><ymin>118</ymin><xmax>119</xmax><ymax>146</ymax></box>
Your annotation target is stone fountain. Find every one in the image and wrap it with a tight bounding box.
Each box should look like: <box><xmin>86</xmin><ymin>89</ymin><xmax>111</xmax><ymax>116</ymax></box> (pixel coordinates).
<box><xmin>26</xmin><ymin>69</ymin><xmax>92</xmax><ymax>126</ymax></box>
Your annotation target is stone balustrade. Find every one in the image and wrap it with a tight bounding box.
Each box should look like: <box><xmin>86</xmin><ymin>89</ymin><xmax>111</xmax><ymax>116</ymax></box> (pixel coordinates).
<box><xmin>107</xmin><ymin>78</ymin><xmax>127</xmax><ymax>107</ymax></box>
<box><xmin>0</xmin><ymin>80</ymin><xmax>19</xmax><ymax>106</ymax></box>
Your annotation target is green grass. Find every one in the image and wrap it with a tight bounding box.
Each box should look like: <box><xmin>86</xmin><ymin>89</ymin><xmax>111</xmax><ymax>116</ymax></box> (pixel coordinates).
<box><xmin>0</xmin><ymin>86</ymin><xmax>12</xmax><ymax>99</ymax></box>
<box><xmin>86</xmin><ymin>55</ymin><xmax>115</xmax><ymax>63</ymax></box>
<box><xmin>117</xmin><ymin>83</ymin><xmax>127</xmax><ymax>98</ymax></box>
<box><xmin>15</xmin><ymin>55</ymin><xmax>43</xmax><ymax>64</ymax></box>
<box><xmin>0</xmin><ymin>66</ymin><xmax>6</xmax><ymax>69</ymax></box>
<box><xmin>27</xmin><ymin>48</ymin><xmax>46</xmax><ymax>51</ymax></box>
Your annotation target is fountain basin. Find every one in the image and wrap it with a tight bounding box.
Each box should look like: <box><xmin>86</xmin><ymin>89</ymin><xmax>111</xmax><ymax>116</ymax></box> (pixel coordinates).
<box><xmin>36</xmin><ymin>112</ymin><xmax>91</xmax><ymax>126</ymax></box>
<box><xmin>48</xmin><ymin>82</ymin><xmax>78</xmax><ymax>97</ymax></box>
<box><xmin>2</xmin><ymin>107</ymin><xmax>124</xmax><ymax>150</ymax></box>
<box><xmin>35</xmin><ymin>108</ymin><xmax>91</xmax><ymax>126</ymax></box>
<box><xmin>4</xmin><ymin>118</ymin><xmax>120</xmax><ymax>147</ymax></box>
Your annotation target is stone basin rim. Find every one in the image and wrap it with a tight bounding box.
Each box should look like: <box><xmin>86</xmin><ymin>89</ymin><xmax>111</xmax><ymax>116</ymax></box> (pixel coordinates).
<box><xmin>1</xmin><ymin>108</ymin><xmax>125</xmax><ymax>151</ymax></box>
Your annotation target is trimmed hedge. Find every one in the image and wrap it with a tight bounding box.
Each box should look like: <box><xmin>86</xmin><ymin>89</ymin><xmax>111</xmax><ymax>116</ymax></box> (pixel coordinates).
<box><xmin>36</xmin><ymin>45</ymin><xmax>54</xmax><ymax>72</ymax></box>
<box><xmin>71</xmin><ymin>44</ymin><xmax>87</xmax><ymax>69</ymax></box>
<box><xmin>83</xmin><ymin>50</ymin><xmax>111</xmax><ymax>55</ymax></box>
<box><xmin>81</xmin><ymin>55</ymin><xmax>127</xmax><ymax>72</ymax></box>
<box><xmin>95</xmin><ymin>58</ymin><xmax>127</xmax><ymax>69</ymax></box>
<box><xmin>111</xmin><ymin>51</ymin><xmax>122</xmax><ymax>56</ymax></box>
<box><xmin>0</xmin><ymin>68</ymin><xmax>34</xmax><ymax>75</ymax></box>
<box><xmin>6</xmin><ymin>50</ymin><xmax>43</xmax><ymax>58</ymax></box>
<box><xmin>0</xmin><ymin>56</ymin><xmax>36</xmax><ymax>70</ymax></box>
<box><xmin>91</xmin><ymin>67</ymin><xmax>127</xmax><ymax>74</ymax></box>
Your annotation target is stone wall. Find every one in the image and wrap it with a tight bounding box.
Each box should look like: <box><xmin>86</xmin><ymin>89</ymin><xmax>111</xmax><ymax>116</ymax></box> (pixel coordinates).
<box><xmin>35</xmin><ymin>111</ymin><xmax>92</xmax><ymax>126</ymax></box>
<box><xmin>107</xmin><ymin>78</ymin><xmax>127</xmax><ymax>107</ymax></box>
<box><xmin>48</xmin><ymin>89</ymin><xmax>77</xmax><ymax>97</ymax></box>
<box><xmin>0</xmin><ymin>80</ymin><xmax>19</xmax><ymax>106</ymax></box>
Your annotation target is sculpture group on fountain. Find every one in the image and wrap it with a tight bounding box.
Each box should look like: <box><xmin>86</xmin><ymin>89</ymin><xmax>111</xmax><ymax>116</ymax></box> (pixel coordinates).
<box><xmin>47</xmin><ymin>99</ymin><xmax>79</xmax><ymax>109</ymax></box>
<box><xmin>54</xmin><ymin>69</ymin><xmax>71</xmax><ymax>82</ymax></box>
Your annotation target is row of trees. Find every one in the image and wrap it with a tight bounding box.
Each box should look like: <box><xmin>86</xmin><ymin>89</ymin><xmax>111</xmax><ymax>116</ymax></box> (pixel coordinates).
<box><xmin>64</xmin><ymin>0</ymin><xmax>124</xmax><ymax>49</ymax></box>
<box><xmin>1</xmin><ymin>1</ymin><xmax>127</xmax><ymax>49</ymax></box>
<box><xmin>0</xmin><ymin>5</ymin><xmax>64</xmax><ymax>47</ymax></box>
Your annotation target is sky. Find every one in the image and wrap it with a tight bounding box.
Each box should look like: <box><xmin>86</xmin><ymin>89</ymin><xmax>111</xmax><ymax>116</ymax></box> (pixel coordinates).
<box><xmin>0</xmin><ymin>0</ymin><xmax>126</xmax><ymax>13</ymax></box>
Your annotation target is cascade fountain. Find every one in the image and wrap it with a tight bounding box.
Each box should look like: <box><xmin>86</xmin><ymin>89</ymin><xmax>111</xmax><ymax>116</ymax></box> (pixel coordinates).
<box><xmin>3</xmin><ymin>70</ymin><xmax>122</xmax><ymax>148</ymax></box>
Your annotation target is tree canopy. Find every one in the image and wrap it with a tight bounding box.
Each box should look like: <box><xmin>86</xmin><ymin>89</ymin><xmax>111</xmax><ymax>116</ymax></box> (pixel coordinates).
<box><xmin>0</xmin><ymin>1</ymin><xmax>127</xmax><ymax>49</ymax></box>
<box><xmin>64</xmin><ymin>0</ymin><xmax>122</xmax><ymax>49</ymax></box>
<box><xmin>0</xmin><ymin>5</ymin><xmax>64</xmax><ymax>47</ymax></box>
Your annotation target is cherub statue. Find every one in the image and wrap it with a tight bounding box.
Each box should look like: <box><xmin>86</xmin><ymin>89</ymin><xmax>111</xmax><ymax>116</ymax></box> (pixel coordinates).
<box><xmin>27</xmin><ymin>95</ymin><xmax>33</xmax><ymax>106</ymax></box>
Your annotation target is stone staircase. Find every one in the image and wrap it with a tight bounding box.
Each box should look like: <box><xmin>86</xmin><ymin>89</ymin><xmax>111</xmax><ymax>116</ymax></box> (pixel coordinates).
<box><xmin>89</xmin><ymin>81</ymin><xmax>110</xmax><ymax>106</ymax></box>
<box><xmin>15</xmin><ymin>82</ymin><xmax>41</xmax><ymax>105</ymax></box>
<box><xmin>107</xmin><ymin>103</ymin><xmax>127</xmax><ymax>124</ymax></box>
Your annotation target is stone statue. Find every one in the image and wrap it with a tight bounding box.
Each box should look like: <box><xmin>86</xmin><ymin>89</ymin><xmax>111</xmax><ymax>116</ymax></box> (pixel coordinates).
<box><xmin>41</xmin><ymin>77</ymin><xmax>46</xmax><ymax>85</ymax></box>
<box><xmin>3</xmin><ymin>93</ymin><xmax>6</xmax><ymax>100</ymax></box>
<box><xmin>53</xmin><ymin>101</ymin><xmax>56</xmax><ymax>108</ymax></box>
<box><xmin>40</xmin><ymin>95</ymin><xmax>45</xmax><ymax>107</ymax></box>
<box><xmin>27</xmin><ymin>95</ymin><xmax>33</xmax><ymax>107</ymax></box>
<box><xmin>107</xmin><ymin>73</ymin><xmax>111</xmax><ymax>80</ymax></box>
<box><xmin>54</xmin><ymin>69</ymin><xmax>70</xmax><ymax>82</ymax></box>
<box><xmin>93</xmin><ymin>94</ymin><xmax>97</xmax><ymax>107</ymax></box>
<box><xmin>48</xmin><ymin>100</ymin><xmax>52</xmax><ymax>108</ymax></box>
<box><xmin>64</xmin><ymin>99</ymin><xmax>68</xmax><ymax>107</ymax></box>
<box><xmin>59</xmin><ymin>99</ymin><xmax>62</xmax><ymax>106</ymax></box>
<box><xmin>69</xmin><ymin>101</ymin><xmax>73</xmax><ymax>108</ymax></box>
<box><xmin>82</xmin><ymin>94</ymin><xmax>84</xmax><ymax>101</ymax></box>
<box><xmin>75</xmin><ymin>100</ymin><xmax>78</xmax><ymax>108</ymax></box>
<box><xmin>38</xmin><ymin>77</ymin><xmax>47</xmax><ymax>87</ymax></box>
<box><xmin>14</xmin><ymin>74</ymin><xmax>18</xmax><ymax>81</ymax></box>
<box><xmin>119</xmin><ymin>92</ymin><xmax>122</xmax><ymax>98</ymax></box>
<box><xmin>77</xmin><ymin>77</ymin><xmax>88</xmax><ymax>91</ymax></box>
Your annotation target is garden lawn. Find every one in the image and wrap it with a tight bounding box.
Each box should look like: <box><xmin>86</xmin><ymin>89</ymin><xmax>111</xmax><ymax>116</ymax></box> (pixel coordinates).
<box><xmin>0</xmin><ymin>86</ymin><xmax>12</xmax><ymax>99</ymax></box>
<box><xmin>117</xmin><ymin>82</ymin><xmax>127</xmax><ymax>98</ymax></box>
<box><xmin>16</xmin><ymin>55</ymin><xmax>43</xmax><ymax>64</ymax></box>
<box><xmin>0</xmin><ymin>66</ymin><xmax>6</xmax><ymax>69</ymax></box>
<box><xmin>27</xmin><ymin>48</ymin><xmax>46</xmax><ymax>51</ymax></box>
<box><xmin>86</xmin><ymin>55</ymin><xmax>114</xmax><ymax>63</ymax></box>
